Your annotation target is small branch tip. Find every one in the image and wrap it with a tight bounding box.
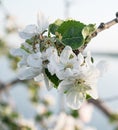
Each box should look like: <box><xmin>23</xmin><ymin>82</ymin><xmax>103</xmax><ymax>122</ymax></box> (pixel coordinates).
<box><xmin>116</xmin><ymin>12</ymin><xmax>118</xmax><ymax>18</ymax></box>
<box><xmin>98</xmin><ymin>22</ymin><xmax>105</xmax><ymax>29</ymax></box>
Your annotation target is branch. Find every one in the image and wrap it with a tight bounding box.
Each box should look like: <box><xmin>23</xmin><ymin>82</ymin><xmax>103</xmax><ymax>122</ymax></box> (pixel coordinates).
<box><xmin>77</xmin><ymin>12</ymin><xmax>118</xmax><ymax>53</ymax></box>
<box><xmin>91</xmin><ymin>12</ymin><xmax>118</xmax><ymax>38</ymax></box>
<box><xmin>1</xmin><ymin>79</ymin><xmax>118</xmax><ymax>121</ymax></box>
<box><xmin>88</xmin><ymin>98</ymin><xmax>113</xmax><ymax>118</ymax></box>
<box><xmin>0</xmin><ymin>79</ymin><xmax>25</xmax><ymax>92</ymax></box>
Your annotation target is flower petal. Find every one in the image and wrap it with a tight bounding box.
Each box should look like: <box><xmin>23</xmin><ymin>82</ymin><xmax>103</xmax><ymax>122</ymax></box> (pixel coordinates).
<box><xmin>43</xmin><ymin>73</ymin><xmax>53</xmax><ymax>90</ymax></box>
<box><xmin>66</xmin><ymin>88</ymin><xmax>85</xmax><ymax>109</ymax></box>
<box><xmin>19</xmin><ymin>25</ymin><xmax>38</xmax><ymax>39</ymax></box>
<box><xmin>86</xmin><ymin>87</ymin><xmax>98</xmax><ymax>99</ymax></box>
<box><xmin>10</xmin><ymin>48</ymin><xmax>28</xmax><ymax>67</ymax></box>
<box><xmin>21</xmin><ymin>42</ymin><xmax>33</xmax><ymax>53</ymax></box>
<box><xmin>17</xmin><ymin>67</ymin><xmax>40</xmax><ymax>80</ymax></box>
<box><xmin>60</xmin><ymin>46</ymin><xmax>75</xmax><ymax>64</ymax></box>
<box><xmin>10</xmin><ymin>48</ymin><xmax>28</xmax><ymax>57</ymax></box>
<box><xmin>97</xmin><ymin>60</ymin><xmax>109</xmax><ymax>76</ymax></box>
<box><xmin>27</xmin><ymin>53</ymin><xmax>42</xmax><ymax>68</ymax></box>
<box><xmin>34</xmin><ymin>73</ymin><xmax>44</xmax><ymax>81</ymax></box>
<box><xmin>37</xmin><ymin>12</ymin><xmax>49</xmax><ymax>33</ymax></box>
<box><xmin>85</xmin><ymin>51</ymin><xmax>92</xmax><ymax>67</ymax></box>
<box><xmin>58</xmin><ymin>79</ymin><xmax>73</xmax><ymax>93</ymax></box>
<box><xmin>56</xmin><ymin>68</ymin><xmax>73</xmax><ymax>80</ymax></box>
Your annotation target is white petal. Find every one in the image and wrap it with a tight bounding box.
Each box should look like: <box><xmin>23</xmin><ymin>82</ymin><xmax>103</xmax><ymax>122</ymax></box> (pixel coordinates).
<box><xmin>43</xmin><ymin>73</ymin><xmax>53</xmax><ymax>90</ymax></box>
<box><xmin>85</xmin><ymin>51</ymin><xmax>92</xmax><ymax>66</ymax></box>
<box><xmin>60</xmin><ymin>46</ymin><xmax>74</xmax><ymax>63</ymax></box>
<box><xmin>19</xmin><ymin>25</ymin><xmax>38</xmax><ymax>39</ymax></box>
<box><xmin>66</xmin><ymin>88</ymin><xmax>85</xmax><ymax>109</ymax></box>
<box><xmin>81</xmin><ymin>67</ymin><xmax>100</xmax><ymax>87</ymax></box>
<box><xmin>10</xmin><ymin>48</ymin><xmax>28</xmax><ymax>57</ymax></box>
<box><xmin>17</xmin><ymin>67</ymin><xmax>40</xmax><ymax>80</ymax></box>
<box><xmin>34</xmin><ymin>73</ymin><xmax>44</xmax><ymax>81</ymax></box>
<box><xmin>47</xmin><ymin>53</ymin><xmax>59</xmax><ymax>75</ymax></box>
<box><xmin>58</xmin><ymin>79</ymin><xmax>73</xmax><ymax>93</ymax></box>
<box><xmin>56</xmin><ymin>68</ymin><xmax>73</xmax><ymax>80</ymax></box>
<box><xmin>77</xmin><ymin>53</ymin><xmax>84</xmax><ymax>65</ymax></box>
<box><xmin>97</xmin><ymin>60</ymin><xmax>109</xmax><ymax>76</ymax></box>
<box><xmin>27</xmin><ymin>53</ymin><xmax>42</xmax><ymax>68</ymax></box>
<box><xmin>18</xmin><ymin>58</ymin><xmax>27</xmax><ymax>67</ymax></box>
<box><xmin>37</xmin><ymin>12</ymin><xmax>49</xmax><ymax>33</ymax></box>
<box><xmin>87</xmin><ymin>87</ymin><xmax>98</xmax><ymax>99</ymax></box>
<box><xmin>44</xmin><ymin>46</ymin><xmax>58</xmax><ymax>60</ymax></box>
<box><xmin>10</xmin><ymin>48</ymin><xmax>28</xmax><ymax>67</ymax></box>
<box><xmin>21</xmin><ymin>42</ymin><xmax>33</xmax><ymax>53</ymax></box>
<box><xmin>35</xmin><ymin>44</ymin><xmax>40</xmax><ymax>52</ymax></box>
<box><xmin>47</xmin><ymin>62</ymin><xmax>57</xmax><ymax>75</ymax></box>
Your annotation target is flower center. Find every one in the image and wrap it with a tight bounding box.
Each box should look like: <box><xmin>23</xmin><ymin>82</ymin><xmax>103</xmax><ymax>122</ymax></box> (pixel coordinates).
<box><xmin>65</xmin><ymin>63</ymin><xmax>73</xmax><ymax>69</ymax></box>
<box><xmin>75</xmin><ymin>79</ymin><xmax>85</xmax><ymax>86</ymax></box>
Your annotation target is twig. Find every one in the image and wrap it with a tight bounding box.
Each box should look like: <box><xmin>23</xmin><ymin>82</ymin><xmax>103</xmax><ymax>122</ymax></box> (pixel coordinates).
<box><xmin>91</xmin><ymin>14</ymin><xmax>118</xmax><ymax>38</ymax></box>
<box><xmin>0</xmin><ymin>79</ymin><xmax>25</xmax><ymax>92</ymax></box>
<box><xmin>0</xmin><ymin>79</ymin><xmax>118</xmax><ymax>121</ymax></box>
<box><xmin>77</xmin><ymin>12</ymin><xmax>118</xmax><ymax>53</ymax></box>
<box><xmin>88</xmin><ymin>98</ymin><xmax>113</xmax><ymax>118</ymax></box>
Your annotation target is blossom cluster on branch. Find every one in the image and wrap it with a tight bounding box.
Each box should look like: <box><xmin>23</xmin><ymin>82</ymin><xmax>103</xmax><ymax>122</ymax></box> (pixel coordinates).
<box><xmin>11</xmin><ymin>13</ymin><xmax>107</xmax><ymax>109</ymax></box>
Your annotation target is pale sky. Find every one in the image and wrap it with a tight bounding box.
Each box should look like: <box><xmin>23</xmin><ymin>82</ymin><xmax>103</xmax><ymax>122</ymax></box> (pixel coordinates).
<box><xmin>2</xmin><ymin>0</ymin><xmax>118</xmax><ymax>52</ymax></box>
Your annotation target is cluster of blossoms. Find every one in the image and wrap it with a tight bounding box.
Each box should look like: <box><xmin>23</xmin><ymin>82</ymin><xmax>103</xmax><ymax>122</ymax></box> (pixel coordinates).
<box><xmin>49</xmin><ymin>112</ymin><xmax>96</xmax><ymax>130</ymax></box>
<box><xmin>11</xmin><ymin>13</ymin><xmax>107</xmax><ymax>109</ymax></box>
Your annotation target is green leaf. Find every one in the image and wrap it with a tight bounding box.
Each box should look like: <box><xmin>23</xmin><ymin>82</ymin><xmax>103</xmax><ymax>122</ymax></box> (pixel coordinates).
<box><xmin>82</xmin><ymin>24</ymin><xmax>96</xmax><ymax>43</ymax></box>
<box><xmin>109</xmin><ymin>113</ymin><xmax>118</xmax><ymax>123</ymax></box>
<box><xmin>86</xmin><ymin>94</ymin><xmax>92</xmax><ymax>100</ymax></box>
<box><xmin>56</xmin><ymin>20</ymin><xmax>86</xmax><ymax>50</ymax></box>
<box><xmin>70</xmin><ymin>110</ymin><xmax>79</xmax><ymax>118</ymax></box>
<box><xmin>49</xmin><ymin>19</ymin><xmax>64</xmax><ymax>35</ymax></box>
<box><xmin>25</xmin><ymin>39</ymin><xmax>32</xmax><ymax>45</ymax></box>
<box><xmin>45</xmin><ymin>69</ymin><xmax>60</xmax><ymax>88</ymax></box>
<box><xmin>20</xmin><ymin>44</ymin><xmax>31</xmax><ymax>53</ymax></box>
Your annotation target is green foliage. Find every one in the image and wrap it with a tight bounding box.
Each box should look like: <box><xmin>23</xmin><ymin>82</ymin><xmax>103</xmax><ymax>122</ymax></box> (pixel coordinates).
<box><xmin>25</xmin><ymin>39</ymin><xmax>33</xmax><ymax>45</ymax></box>
<box><xmin>70</xmin><ymin>110</ymin><xmax>79</xmax><ymax>118</ymax></box>
<box><xmin>0</xmin><ymin>102</ymin><xmax>22</xmax><ymax>130</ymax></box>
<box><xmin>109</xmin><ymin>113</ymin><xmax>118</xmax><ymax>123</ymax></box>
<box><xmin>35</xmin><ymin>111</ymin><xmax>52</xmax><ymax>122</ymax></box>
<box><xmin>0</xmin><ymin>39</ymin><xmax>8</xmax><ymax>56</ymax></box>
<box><xmin>45</xmin><ymin>68</ymin><xmax>60</xmax><ymax>88</ymax></box>
<box><xmin>82</xmin><ymin>24</ymin><xmax>96</xmax><ymax>43</ymax></box>
<box><xmin>56</xmin><ymin>20</ymin><xmax>86</xmax><ymax>50</ymax></box>
<box><xmin>49</xmin><ymin>19</ymin><xmax>64</xmax><ymax>35</ymax></box>
<box><xmin>86</xmin><ymin>94</ymin><xmax>92</xmax><ymax>100</ymax></box>
<box><xmin>8</xmin><ymin>53</ymin><xmax>20</xmax><ymax>70</ymax></box>
<box><xmin>28</xmin><ymin>80</ymin><xmax>40</xmax><ymax>104</ymax></box>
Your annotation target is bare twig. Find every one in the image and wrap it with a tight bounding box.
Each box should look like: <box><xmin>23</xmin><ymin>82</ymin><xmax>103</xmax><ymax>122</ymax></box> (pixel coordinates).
<box><xmin>77</xmin><ymin>12</ymin><xmax>118</xmax><ymax>54</ymax></box>
<box><xmin>0</xmin><ymin>79</ymin><xmax>25</xmax><ymax>92</ymax></box>
<box><xmin>88</xmin><ymin>98</ymin><xmax>113</xmax><ymax>118</ymax></box>
<box><xmin>0</xmin><ymin>79</ymin><xmax>118</xmax><ymax>121</ymax></box>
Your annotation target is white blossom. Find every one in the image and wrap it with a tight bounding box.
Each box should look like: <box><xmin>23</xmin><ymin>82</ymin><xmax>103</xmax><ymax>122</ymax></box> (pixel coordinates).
<box><xmin>48</xmin><ymin>46</ymin><xmax>80</xmax><ymax>79</ymax></box>
<box><xmin>10</xmin><ymin>48</ymin><xmax>29</xmax><ymax>67</ymax></box>
<box><xmin>79</xmin><ymin>102</ymin><xmax>93</xmax><ymax>123</ymax></box>
<box><xmin>58</xmin><ymin>52</ymin><xmax>104</xmax><ymax>109</ymax></box>
<box><xmin>52</xmin><ymin>112</ymin><xmax>96</xmax><ymax>130</ymax></box>
<box><xmin>47</xmin><ymin>47</ymin><xmax>59</xmax><ymax>75</ymax></box>
<box><xmin>37</xmin><ymin>11</ymin><xmax>49</xmax><ymax>33</ymax></box>
<box><xmin>19</xmin><ymin>12</ymin><xmax>49</xmax><ymax>39</ymax></box>
<box><xmin>17</xmin><ymin>50</ymin><xmax>43</xmax><ymax>79</ymax></box>
<box><xmin>18</xmin><ymin>118</ymin><xmax>37</xmax><ymax>130</ymax></box>
<box><xmin>19</xmin><ymin>25</ymin><xmax>39</xmax><ymax>39</ymax></box>
<box><xmin>17</xmin><ymin>67</ymin><xmax>42</xmax><ymax>80</ymax></box>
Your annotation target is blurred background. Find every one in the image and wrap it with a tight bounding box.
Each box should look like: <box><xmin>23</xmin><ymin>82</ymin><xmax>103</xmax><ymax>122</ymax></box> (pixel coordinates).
<box><xmin>0</xmin><ymin>0</ymin><xmax>118</xmax><ymax>130</ymax></box>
